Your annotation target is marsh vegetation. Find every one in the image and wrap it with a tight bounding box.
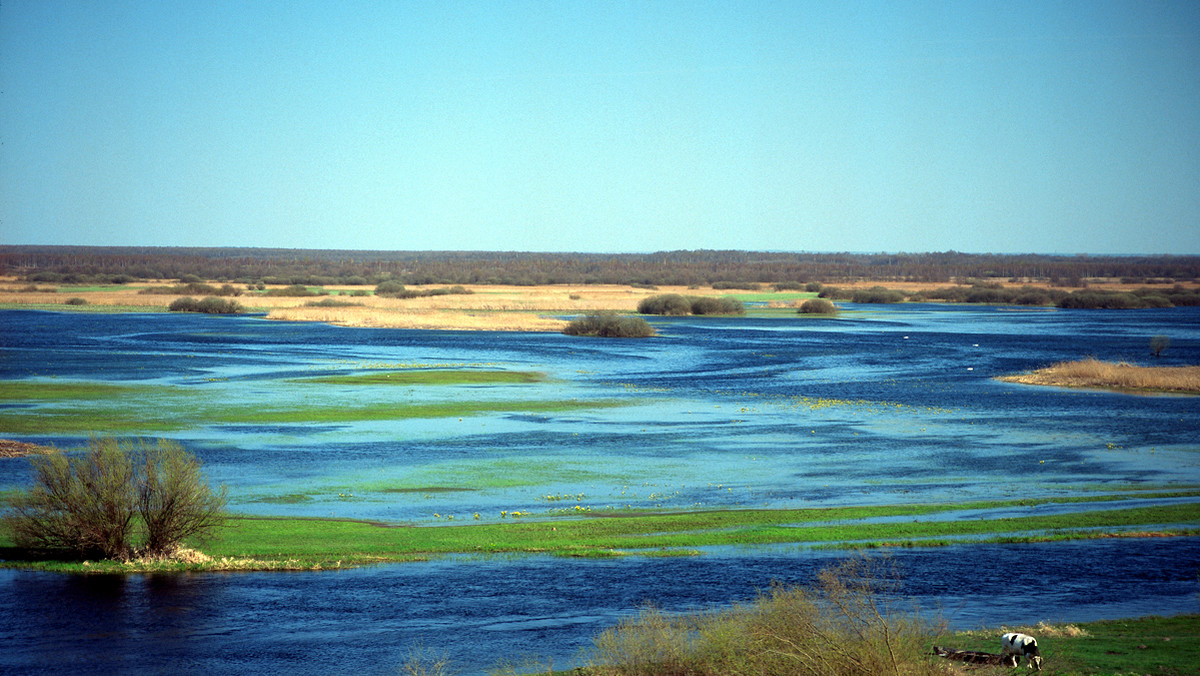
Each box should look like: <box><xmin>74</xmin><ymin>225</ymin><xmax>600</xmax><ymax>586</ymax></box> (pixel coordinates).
<box><xmin>1</xmin><ymin>296</ymin><xmax>1197</xmax><ymax>672</ymax></box>
<box><xmin>999</xmin><ymin>358</ymin><xmax>1200</xmax><ymax>394</ymax></box>
<box><xmin>637</xmin><ymin>294</ymin><xmax>745</xmax><ymax>316</ymax></box>
<box><xmin>563</xmin><ymin>312</ymin><xmax>656</xmax><ymax>337</ymax></box>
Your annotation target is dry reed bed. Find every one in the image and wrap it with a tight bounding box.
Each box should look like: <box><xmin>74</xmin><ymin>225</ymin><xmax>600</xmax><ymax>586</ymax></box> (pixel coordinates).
<box><xmin>0</xmin><ymin>281</ymin><xmax>689</xmax><ymax>331</ymax></box>
<box><xmin>999</xmin><ymin>358</ymin><xmax>1200</xmax><ymax>393</ymax></box>
<box><xmin>267</xmin><ymin>306</ymin><xmax>568</xmax><ymax>331</ymax></box>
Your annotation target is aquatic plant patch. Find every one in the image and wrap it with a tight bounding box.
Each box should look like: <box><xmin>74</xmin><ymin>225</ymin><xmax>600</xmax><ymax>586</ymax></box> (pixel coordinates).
<box><xmin>0</xmin><ymin>380</ymin><xmax>165</xmax><ymax>401</ymax></box>
<box><xmin>295</xmin><ymin>370</ymin><xmax>548</xmax><ymax>386</ymax></box>
<box><xmin>214</xmin><ymin>398</ymin><xmax>624</xmax><ymax>425</ymax></box>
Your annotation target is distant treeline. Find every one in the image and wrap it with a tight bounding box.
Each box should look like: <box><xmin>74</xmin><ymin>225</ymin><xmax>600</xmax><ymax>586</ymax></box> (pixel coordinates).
<box><xmin>2</xmin><ymin>246</ymin><xmax>1198</xmax><ymax>288</ymax></box>
<box><xmin>816</xmin><ymin>282</ymin><xmax>1200</xmax><ymax>309</ymax></box>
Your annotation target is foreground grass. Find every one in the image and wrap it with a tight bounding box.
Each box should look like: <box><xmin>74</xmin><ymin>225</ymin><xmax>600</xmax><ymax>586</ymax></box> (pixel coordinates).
<box><xmin>998</xmin><ymin>358</ymin><xmax>1200</xmax><ymax>394</ymax></box>
<box><xmin>937</xmin><ymin>615</ymin><xmax>1200</xmax><ymax>675</ymax></box>
<box><xmin>4</xmin><ymin>496</ymin><xmax>1197</xmax><ymax>573</ymax></box>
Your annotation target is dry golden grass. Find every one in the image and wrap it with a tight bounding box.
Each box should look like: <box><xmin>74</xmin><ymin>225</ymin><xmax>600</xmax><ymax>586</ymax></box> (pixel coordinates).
<box><xmin>998</xmin><ymin>358</ymin><xmax>1200</xmax><ymax>394</ymax></box>
<box><xmin>0</xmin><ymin>439</ymin><xmax>57</xmax><ymax>458</ymax></box>
<box><xmin>6</xmin><ymin>276</ymin><xmax>1195</xmax><ymax>331</ymax></box>
<box><xmin>0</xmin><ymin>279</ymin><xmax>702</xmax><ymax>331</ymax></box>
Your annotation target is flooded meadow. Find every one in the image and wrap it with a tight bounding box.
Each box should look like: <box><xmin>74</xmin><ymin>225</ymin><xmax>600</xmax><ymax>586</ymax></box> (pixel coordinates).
<box><xmin>1</xmin><ymin>304</ymin><xmax>1198</xmax><ymax>673</ymax></box>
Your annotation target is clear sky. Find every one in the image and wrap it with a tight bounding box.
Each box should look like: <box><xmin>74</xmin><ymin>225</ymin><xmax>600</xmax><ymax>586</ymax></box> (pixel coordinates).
<box><xmin>2</xmin><ymin>1</ymin><xmax>1198</xmax><ymax>254</ymax></box>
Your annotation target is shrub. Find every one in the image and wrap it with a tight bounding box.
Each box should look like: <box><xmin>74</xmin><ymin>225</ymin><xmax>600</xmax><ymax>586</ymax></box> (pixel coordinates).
<box><xmin>375</xmin><ymin>282</ymin><xmax>472</xmax><ymax>299</ymax></box>
<box><xmin>799</xmin><ymin>298</ymin><xmax>837</xmax><ymax>314</ymax></box>
<box><xmin>264</xmin><ymin>284</ymin><xmax>323</xmax><ymax>297</ymax></box>
<box><xmin>638</xmin><ymin>295</ymin><xmax>745</xmax><ymax>316</ymax></box>
<box><xmin>375</xmin><ymin>281</ymin><xmax>408</xmax><ymax>296</ymax></box>
<box><xmin>1150</xmin><ymin>335</ymin><xmax>1170</xmax><ymax>357</ymax></box>
<box><xmin>1058</xmin><ymin>291</ymin><xmax>1144</xmax><ymax>309</ymax></box>
<box><xmin>563</xmin><ymin>312</ymin><xmax>656</xmax><ymax>338</ymax></box>
<box><xmin>638</xmin><ymin>294</ymin><xmax>693</xmax><ymax>316</ymax></box>
<box><xmin>5</xmin><ymin>438</ymin><xmax>227</xmax><ymax>560</ymax></box>
<box><xmin>588</xmin><ymin>556</ymin><xmax>941</xmax><ymax>676</ymax></box>
<box><xmin>850</xmin><ymin>286</ymin><xmax>906</xmax><ymax>304</ymax></box>
<box><xmin>689</xmin><ymin>296</ymin><xmax>745</xmax><ymax>315</ymax></box>
<box><xmin>305</xmin><ymin>298</ymin><xmax>362</xmax><ymax>308</ymax></box>
<box><xmin>64</xmin><ymin>297</ymin><xmax>88</xmax><ymax>306</ymax></box>
<box><xmin>168</xmin><ymin>297</ymin><xmax>244</xmax><ymax>314</ymax></box>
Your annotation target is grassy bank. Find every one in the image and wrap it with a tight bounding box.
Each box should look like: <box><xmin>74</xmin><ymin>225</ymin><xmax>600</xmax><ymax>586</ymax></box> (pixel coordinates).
<box><xmin>4</xmin><ymin>494</ymin><xmax>1197</xmax><ymax>573</ymax></box>
<box><xmin>935</xmin><ymin>615</ymin><xmax>1200</xmax><ymax>675</ymax></box>
<box><xmin>999</xmin><ymin>358</ymin><xmax>1200</xmax><ymax>394</ymax></box>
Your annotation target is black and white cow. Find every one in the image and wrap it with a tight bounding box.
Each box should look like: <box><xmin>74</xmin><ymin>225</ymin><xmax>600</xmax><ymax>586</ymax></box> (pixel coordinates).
<box><xmin>1001</xmin><ymin>632</ymin><xmax>1043</xmax><ymax>670</ymax></box>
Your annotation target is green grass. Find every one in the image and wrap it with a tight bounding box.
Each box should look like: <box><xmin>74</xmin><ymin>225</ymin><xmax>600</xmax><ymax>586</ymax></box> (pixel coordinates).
<box><xmin>5</xmin><ymin>497</ymin><xmax>1195</xmax><ymax>572</ymax></box>
<box><xmin>295</xmin><ymin>370</ymin><xmax>548</xmax><ymax>386</ymax></box>
<box><xmin>0</xmin><ymin>381</ymin><xmax>164</xmax><ymax>401</ymax></box>
<box><xmin>215</xmin><ymin>398</ymin><xmax>622</xmax><ymax>425</ymax></box>
<box><xmin>0</xmin><ymin>303</ymin><xmax>167</xmax><ymax>313</ymax></box>
<box><xmin>0</xmin><ymin>375</ymin><xmax>626</xmax><ymax>433</ymax></box>
<box><xmin>939</xmin><ymin>615</ymin><xmax>1200</xmax><ymax>675</ymax></box>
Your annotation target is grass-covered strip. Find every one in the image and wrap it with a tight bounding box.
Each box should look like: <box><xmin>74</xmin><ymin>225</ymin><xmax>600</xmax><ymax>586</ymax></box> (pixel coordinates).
<box><xmin>0</xmin><ymin>380</ymin><xmax>165</xmax><ymax>401</ymax></box>
<box><xmin>207</xmin><ymin>501</ymin><xmax>1200</xmax><ymax>562</ymax></box>
<box><xmin>295</xmin><ymin>370</ymin><xmax>547</xmax><ymax>386</ymax></box>
<box><xmin>215</xmin><ymin>398</ymin><xmax>623</xmax><ymax>425</ymax></box>
<box><xmin>0</xmin><ymin>380</ymin><xmax>626</xmax><ymax>432</ymax></box>
<box><xmin>0</xmin><ymin>407</ymin><xmax>189</xmax><ymax>434</ymax></box>
<box><xmin>6</xmin><ymin>500</ymin><xmax>1195</xmax><ymax>573</ymax></box>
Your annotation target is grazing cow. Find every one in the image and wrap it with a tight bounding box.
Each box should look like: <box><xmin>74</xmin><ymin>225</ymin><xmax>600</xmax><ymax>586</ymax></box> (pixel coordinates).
<box><xmin>1001</xmin><ymin>632</ymin><xmax>1043</xmax><ymax>670</ymax></box>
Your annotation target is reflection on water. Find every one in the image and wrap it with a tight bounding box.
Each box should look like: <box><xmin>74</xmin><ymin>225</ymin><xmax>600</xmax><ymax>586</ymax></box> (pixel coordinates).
<box><xmin>1</xmin><ymin>538</ymin><xmax>1197</xmax><ymax>675</ymax></box>
<box><xmin>1</xmin><ymin>306</ymin><xmax>1198</xmax><ymax>674</ymax></box>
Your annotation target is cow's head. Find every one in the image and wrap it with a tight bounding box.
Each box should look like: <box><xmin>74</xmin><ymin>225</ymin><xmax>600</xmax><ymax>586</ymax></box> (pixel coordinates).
<box><xmin>1029</xmin><ymin>655</ymin><xmax>1043</xmax><ymax>670</ymax></box>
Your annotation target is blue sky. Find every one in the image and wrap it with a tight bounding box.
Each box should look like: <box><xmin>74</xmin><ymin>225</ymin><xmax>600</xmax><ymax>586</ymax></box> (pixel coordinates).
<box><xmin>2</xmin><ymin>1</ymin><xmax>1198</xmax><ymax>254</ymax></box>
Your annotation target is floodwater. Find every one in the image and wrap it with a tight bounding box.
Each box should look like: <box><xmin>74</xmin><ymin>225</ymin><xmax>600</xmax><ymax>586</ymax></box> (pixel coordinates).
<box><xmin>1</xmin><ymin>304</ymin><xmax>1198</xmax><ymax>673</ymax></box>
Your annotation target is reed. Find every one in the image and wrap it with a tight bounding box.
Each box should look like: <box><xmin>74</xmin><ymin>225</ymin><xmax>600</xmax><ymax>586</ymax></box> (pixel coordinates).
<box><xmin>998</xmin><ymin>358</ymin><xmax>1200</xmax><ymax>393</ymax></box>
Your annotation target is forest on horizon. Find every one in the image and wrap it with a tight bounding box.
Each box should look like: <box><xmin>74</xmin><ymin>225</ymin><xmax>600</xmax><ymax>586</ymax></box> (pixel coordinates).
<box><xmin>2</xmin><ymin>245</ymin><xmax>1197</xmax><ymax>288</ymax></box>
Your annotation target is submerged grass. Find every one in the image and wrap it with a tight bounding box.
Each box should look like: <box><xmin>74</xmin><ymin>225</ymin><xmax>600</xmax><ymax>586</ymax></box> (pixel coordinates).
<box><xmin>0</xmin><ymin>373</ymin><xmax>627</xmax><ymax>433</ymax></box>
<box><xmin>0</xmin><ymin>380</ymin><xmax>164</xmax><ymax>401</ymax></box>
<box><xmin>215</xmin><ymin>398</ymin><xmax>623</xmax><ymax>425</ymax></box>
<box><xmin>296</xmin><ymin>370</ymin><xmax>547</xmax><ymax>386</ymax></box>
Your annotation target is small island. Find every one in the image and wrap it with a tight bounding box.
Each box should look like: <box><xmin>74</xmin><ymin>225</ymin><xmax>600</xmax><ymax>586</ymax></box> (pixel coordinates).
<box><xmin>997</xmin><ymin>358</ymin><xmax>1200</xmax><ymax>394</ymax></box>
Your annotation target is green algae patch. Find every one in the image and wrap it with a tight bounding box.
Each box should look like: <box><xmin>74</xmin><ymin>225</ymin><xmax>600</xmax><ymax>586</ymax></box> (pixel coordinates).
<box><xmin>0</xmin><ymin>380</ymin><xmax>165</xmax><ymax>401</ymax></box>
<box><xmin>215</xmin><ymin>398</ymin><xmax>623</xmax><ymax>425</ymax></box>
<box><xmin>0</xmin><ymin>407</ymin><xmax>189</xmax><ymax>434</ymax></box>
<box><xmin>297</xmin><ymin>370</ymin><xmax>548</xmax><ymax>386</ymax></box>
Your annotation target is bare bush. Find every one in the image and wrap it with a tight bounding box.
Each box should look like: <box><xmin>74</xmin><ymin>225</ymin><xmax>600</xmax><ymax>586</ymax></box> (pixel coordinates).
<box><xmin>6</xmin><ymin>438</ymin><xmax>226</xmax><ymax>560</ymax></box>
